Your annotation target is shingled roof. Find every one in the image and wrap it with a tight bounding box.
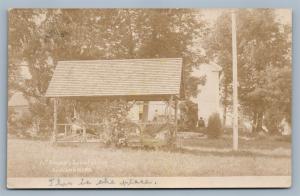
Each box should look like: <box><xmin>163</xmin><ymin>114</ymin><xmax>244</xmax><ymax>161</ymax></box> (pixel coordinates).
<box><xmin>45</xmin><ymin>58</ymin><xmax>183</xmax><ymax>98</ymax></box>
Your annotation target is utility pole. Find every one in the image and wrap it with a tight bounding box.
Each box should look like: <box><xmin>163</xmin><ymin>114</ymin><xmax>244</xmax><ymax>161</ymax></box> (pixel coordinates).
<box><xmin>231</xmin><ymin>10</ymin><xmax>239</xmax><ymax>151</ymax></box>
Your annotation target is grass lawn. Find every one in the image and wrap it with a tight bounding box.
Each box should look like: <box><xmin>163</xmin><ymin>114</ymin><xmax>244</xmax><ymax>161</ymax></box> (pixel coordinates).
<box><xmin>7</xmin><ymin>136</ymin><xmax>291</xmax><ymax>177</ymax></box>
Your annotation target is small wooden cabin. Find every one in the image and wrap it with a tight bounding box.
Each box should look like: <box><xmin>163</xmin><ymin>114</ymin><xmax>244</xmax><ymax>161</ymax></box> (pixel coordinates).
<box><xmin>45</xmin><ymin>58</ymin><xmax>183</xmax><ymax>144</ymax></box>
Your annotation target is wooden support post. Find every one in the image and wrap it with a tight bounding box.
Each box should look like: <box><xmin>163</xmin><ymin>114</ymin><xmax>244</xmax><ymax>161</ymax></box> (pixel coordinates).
<box><xmin>52</xmin><ymin>98</ymin><xmax>58</xmax><ymax>143</ymax></box>
<box><xmin>142</xmin><ymin>101</ymin><xmax>149</xmax><ymax>122</ymax></box>
<box><xmin>168</xmin><ymin>96</ymin><xmax>175</xmax><ymax>147</ymax></box>
<box><xmin>73</xmin><ymin>100</ymin><xmax>77</xmax><ymax>119</ymax></box>
<box><xmin>64</xmin><ymin>125</ymin><xmax>67</xmax><ymax>136</ymax></box>
<box><xmin>168</xmin><ymin>96</ymin><xmax>173</xmax><ymax>121</ymax></box>
<box><xmin>174</xmin><ymin>98</ymin><xmax>178</xmax><ymax>147</ymax></box>
<box><xmin>103</xmin><ymin>98</ymin><xmax>110</xmax><ymax>144</ymax></box>
<box><xmin>82</xmin><ymin>127</ymin><xmax>87</xmax><ymax>142</ymax></box>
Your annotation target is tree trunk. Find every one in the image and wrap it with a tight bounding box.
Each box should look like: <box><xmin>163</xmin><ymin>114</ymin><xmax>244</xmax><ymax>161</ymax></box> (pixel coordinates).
<box><xmin>223</xmin><ymin>105</ymin><xmax>227</xmax><ymax>128</ymax></box>
<box><xmin>256</xmin><ymin>111</ymin><xmax>264</xmax><ymax>133</ymax></box>
<box><xmin>126</xmin><ymin>10</ymin><xmax>135</xmax><ymax>58</ymax></box>
<box><xmin>252</xmin><ymin>111</ymin><xmax>258</xmax><ymax>133</ymax></box>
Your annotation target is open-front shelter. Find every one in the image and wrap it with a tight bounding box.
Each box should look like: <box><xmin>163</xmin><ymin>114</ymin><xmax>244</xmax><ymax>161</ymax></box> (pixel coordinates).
<box><xmin>45</xmin><ymin>58</ymin><xmax>183</xmax><ymax>144</ymax></box>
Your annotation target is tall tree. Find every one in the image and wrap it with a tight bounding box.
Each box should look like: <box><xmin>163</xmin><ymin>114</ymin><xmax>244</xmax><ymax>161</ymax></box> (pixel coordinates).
<box><xmin>206</xmin><ymin>9</ymin><xmax>291</xmax><ymax>133</ymax></box>
<box><xmin>136</xmin><ymin>9</ymin><xmax>207</xmax><ymax>97</ymax></box>
<box><xmin>9</xmin><ymin>9</ymin><xmax>208</xmax><ymax>99</ymax></box>
<box><xmin>8</xmin><ymin>9</ymin><xmax>208</xmax><ymax>132</ymax></box>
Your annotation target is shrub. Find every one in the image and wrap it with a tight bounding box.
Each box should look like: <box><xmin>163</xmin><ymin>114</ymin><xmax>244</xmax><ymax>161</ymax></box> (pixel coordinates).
<box><xmin>178</xmin><ymin>100</ymin><xmax>198</xmax><ymax>131</ymax></box>
<box><xmin>207</xmin><ymin>113</ymin><xmax>222</xmax><ymax>138</ymax></box>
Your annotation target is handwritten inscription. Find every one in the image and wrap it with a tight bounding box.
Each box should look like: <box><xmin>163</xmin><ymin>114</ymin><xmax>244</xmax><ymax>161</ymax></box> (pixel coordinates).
<box><xmin>48</xmin><ymin>177</ymin><xmax>157</xmax><ymax>187</ymax></box>
<box><xmin>49</xmin><ymin>178</ymin><xmax>73</xmax><ymax>187</ymax></box>
<box><xmin>120</xmin><ymin>178</ymin><xmax>155</xmax><ymax>186</ymax></box>
<box><xmin>96</xmin><ymin>177</ymin><xmax>115</xmax><ymax>185</ymax></box>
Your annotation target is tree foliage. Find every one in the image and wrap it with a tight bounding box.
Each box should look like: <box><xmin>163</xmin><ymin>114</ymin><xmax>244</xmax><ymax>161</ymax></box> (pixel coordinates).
<box><xmin>9</xmin><ymin>9</ymin><xmax>207</xmax><ymax>98</ymax></box>
<box><xmin>207</xmin><ymin>113</ymin><xmax>222</xmax><ymax>138</ymax></box>
<box><xmin>206</xmin><ymin>9</ymin><xmax>291</xmax><ymax>133</ymax></box>
<box><xmin>8</xmin><ymin>9</ymin><xmax>208</xmax><ymax>134</ymax></box>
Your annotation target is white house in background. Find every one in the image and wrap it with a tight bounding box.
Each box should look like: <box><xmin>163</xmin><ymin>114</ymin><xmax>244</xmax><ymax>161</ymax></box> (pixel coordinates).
<box><xmin>191</xmin><ymin>63</ymin><xmax>222</xmax><ymax>123</ymax></box>
<box><xmin>128</xmin><ymin>63</ymin><xmax>222</xmax><ymax>123</ymax></box>
<box><xmin>8</xmin><ymin>92</ymin><xmax>30</xmax><ymax>119</ymax></box>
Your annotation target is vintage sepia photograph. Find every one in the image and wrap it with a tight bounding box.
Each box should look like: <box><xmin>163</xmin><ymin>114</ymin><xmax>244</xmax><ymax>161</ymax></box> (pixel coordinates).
<box><xmin>7</xmin><ymin>8</ymin><xmax>292</xmax><ymax>188</ymax></box>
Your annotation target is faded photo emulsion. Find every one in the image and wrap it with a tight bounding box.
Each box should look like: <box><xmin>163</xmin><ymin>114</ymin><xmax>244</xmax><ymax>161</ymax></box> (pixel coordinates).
<box><xmin>7</xmin><ymin>9</ymin><xmax>292</xmax><ymax>188</ymax></box>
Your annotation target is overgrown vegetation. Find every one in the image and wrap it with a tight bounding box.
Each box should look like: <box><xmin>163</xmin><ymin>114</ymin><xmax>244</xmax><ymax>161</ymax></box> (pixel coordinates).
<box><xmin>207</xmin><ymin>113</ymin><xmax>223</xmax><ymax>138</ymax></box>
<box><xmin>8</xmin><ymin>9</ymin><xmax>209</xmax><ymax>137</ymax></box>
<box><xmin>8</xmin><ymin>9</ymin><xmax>291</xmax><ymax>140</ymax></box>
<box><xmin>178</xmin><ymin>100</ymin><xmax>198</xmax><ymax>131</ymax></box>
<box><xmin>7</xmin><ymin>138</ymin><xmax>291</xmax><ymax>177</ymax></box>
<box><xmin>206</xmin><ymin>9</ymin><xmax>291</xmax><ymax>134</ymax></box>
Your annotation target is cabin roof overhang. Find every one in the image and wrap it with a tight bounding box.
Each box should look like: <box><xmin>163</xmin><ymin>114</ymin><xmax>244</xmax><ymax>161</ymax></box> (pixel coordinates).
<box><xmin>45</xmin><ymin>58</ymin><xmax>183</xmax><ymax>100</ymax></box>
